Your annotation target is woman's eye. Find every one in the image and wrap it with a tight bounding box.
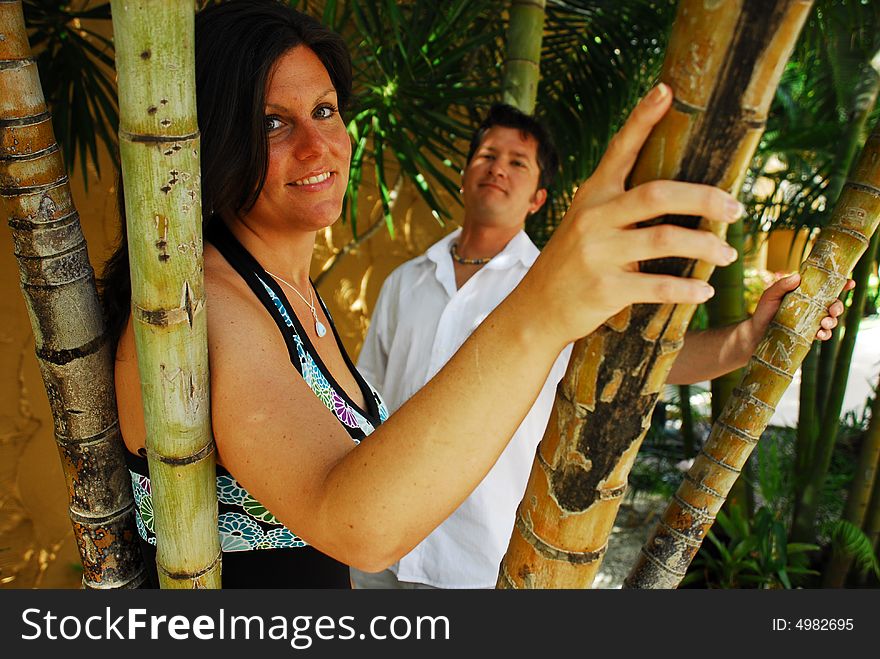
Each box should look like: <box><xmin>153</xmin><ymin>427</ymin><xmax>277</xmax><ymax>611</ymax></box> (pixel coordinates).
<box><xmin>314</xmin><ymin>104</ymin><xmax>338</xmax><ymax>119</ymax></box>
<box><xmin>265</xmin><ymin>116</ymin><xmax>283</xmax><ymax>131</ymax></box>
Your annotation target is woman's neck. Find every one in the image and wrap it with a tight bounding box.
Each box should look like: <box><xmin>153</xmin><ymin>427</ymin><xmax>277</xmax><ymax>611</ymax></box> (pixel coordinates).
<box><xmin>224</xmin><ymin>215</ymin><xmax>316</xmax><ymax>289</ymax></box>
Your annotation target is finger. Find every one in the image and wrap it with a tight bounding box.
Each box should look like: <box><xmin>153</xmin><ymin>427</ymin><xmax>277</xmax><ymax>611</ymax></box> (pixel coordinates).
<box><xmin>820</xmin><ymin>316</ymin><xmax>837</xmax><ymax>330</ymax></box>
<box><xmin>759</xmin><ymin>273</ymin><xmax>800</xmax><ymax>304</ymax></box>
<box><xmin>623</xmin><ymin>272</ymin><xmax>715</xmax><ymax>306</ymax></box>
<box><xmin>627</xmin><ymin>224</ymin><xmax>738</xmax><ymax>267</ymax></box>
<box><xmin>817</xmin><ymin>329</ymin><xmax>831</xmax><ymax>341</ymax></box>
<box><xmin>828</xmin><ymin>299</ymin><xmax>844</xmax><ymax>317</ymax></box>
<box><xmin>600</xmin><ymin>180</ymin><xmax>744</xmax><ymax>228</ymax></box>
<box><xmin>591</xmin><ymin>83</ymin><xmax>673</xmax><ymax>187</ymax></box>
<box><xmin>842</xmin><ymin>279</ymin><xmax>856</xmax><ymax>292</ymax></box>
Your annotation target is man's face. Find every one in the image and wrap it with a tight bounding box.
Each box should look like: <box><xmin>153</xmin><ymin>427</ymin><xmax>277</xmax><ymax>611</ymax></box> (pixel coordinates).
<box><xmin>461</xmin><ymin>126</ymin><xmax>547</xmax><ymax>228</ymax></box>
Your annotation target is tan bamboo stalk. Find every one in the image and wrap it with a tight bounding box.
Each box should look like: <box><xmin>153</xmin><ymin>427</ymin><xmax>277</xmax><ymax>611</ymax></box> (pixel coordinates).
<box><xmin>0</xmin><ymin>0</ymin><xmax>145</xmax><ymax>589</ymax></box>
<box><xmin>111</xmin><ymin>0</ymin><xmax>220</xmax><ymax>589</ymax></box>
<box><xmin>498</xmin><ymin>0</ymin><xmax>814</xmax><ymax>589</ymax></box>
<box><xmin>502</xmin><ymin>0</ymin><xmax>546</xmax><ymax>114</ymax></box>
<box><xmin>625</xmin><ymin>127</ymin><xmax>880</xmax><ymax>588</ymax></box>
<box><xmin>823</xmin><ymin>372</ymin><xmax>880</xmax><ymax>586</ymax></box>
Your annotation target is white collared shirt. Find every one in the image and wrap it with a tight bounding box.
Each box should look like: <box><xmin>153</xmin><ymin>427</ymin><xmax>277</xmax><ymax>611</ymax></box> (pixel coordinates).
<box><xmin>357</xmin><ymin>228</ymin><xmax>572</xmax><ymax>588</ymax></box>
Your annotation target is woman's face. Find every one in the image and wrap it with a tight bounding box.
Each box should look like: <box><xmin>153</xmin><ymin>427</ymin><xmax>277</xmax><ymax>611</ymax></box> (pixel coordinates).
<box><xmin>245</xmin><ymin>46</ymin><xmax>351</xmax><ymax>232</ymax></box>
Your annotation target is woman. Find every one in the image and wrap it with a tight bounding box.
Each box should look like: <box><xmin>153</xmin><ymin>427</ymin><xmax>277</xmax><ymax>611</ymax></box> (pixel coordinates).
<box><xmin>104</xmin><ymin>0</ymin><xmax>766</xmax><ymax>587</ymax></box>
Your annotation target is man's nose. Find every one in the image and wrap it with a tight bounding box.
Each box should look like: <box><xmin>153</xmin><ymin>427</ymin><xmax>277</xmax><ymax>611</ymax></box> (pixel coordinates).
<box><xmin>487</xmin><ymin>159</ymin><xmax>507</xmax><ymax>178</ymax></box>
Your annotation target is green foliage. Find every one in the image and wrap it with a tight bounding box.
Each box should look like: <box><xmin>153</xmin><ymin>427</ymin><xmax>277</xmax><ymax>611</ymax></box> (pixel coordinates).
<box><xmin>528</xmin><ymin>0</ymin><xmax>676</xmax><ymax>246</ymax></box>
<box><xmin>339</xmin><ymin>0</ymin><xmax>500</xmax><ymax>234</ymax></box>
<box><xmin>827</xmin><ymin>519</ymin><xmax>880</xmax><ymax>579</ymax></box>
<box><xmin>742</xmin><ymin>0</ymin><xmax>880</xmax><ymax>241</ymax></box>
<box><xmin>23</xmin><ymin>1</ymin><xmax>118</xmax><ymax>184</ymax></box>
<box><xmin>683</xmin><ymin>504</ymin><xmax>819</xmax><ymax>588</ymax></box>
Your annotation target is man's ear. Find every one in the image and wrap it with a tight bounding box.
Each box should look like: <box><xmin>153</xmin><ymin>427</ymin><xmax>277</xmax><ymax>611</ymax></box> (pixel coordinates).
<box><xmin>529</xmin><ymin>188</ymin><xmax>548</xmax><ymax>214</ymax></box>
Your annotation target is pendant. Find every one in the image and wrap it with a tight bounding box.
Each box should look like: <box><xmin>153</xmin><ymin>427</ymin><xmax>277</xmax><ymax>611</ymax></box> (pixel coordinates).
<box><xmin>315</xmin><ymin>320</ymin><xmax>327</xmax><ymax>338</ymax></box>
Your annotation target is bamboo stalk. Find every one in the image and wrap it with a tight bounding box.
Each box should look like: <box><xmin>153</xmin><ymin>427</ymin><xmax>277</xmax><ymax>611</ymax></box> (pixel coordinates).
<box><xmin>502</xmin><ymin>0</ymin><xmax>546</xmax><ymax>114</ymax></box>
<box><xmin>791</xmin><ymin>229</ymin><xmax>880</xmax><ymax>543</ymax></box>
<box><xmin>813</xmin><ymin>58</ymin><xmax>878</xmax><ymax>427</ymax></box>
<box><xmin>111</xmin><ymin>0</ymin><xmax>220</xmax><ymax>589</ymax></box>
<box><xmin>0</xmin><ymin>0</ymin><xmax>145</xmax><ymax>588</ymax></box>
<box><xmin>498</xmin><ymin>0</ymin><xmax>814</xmax><ymax>590</ymax></box>
<box><xmin>625</xmin><ymin>127</ymin><xmax>880</xmax><ymax>588</ymax></box>
<box><xmin>707</xmin><ymin>217</ymin><xmax>751</xmax><ymax>513</ymax></box>
<box><xmin>823</xmin><ymin>373</ymin><xmax>880</xmax><ymax>587</ymax></box>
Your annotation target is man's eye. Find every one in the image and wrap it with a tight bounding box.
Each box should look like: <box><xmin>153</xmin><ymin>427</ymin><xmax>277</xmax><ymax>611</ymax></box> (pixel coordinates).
<box><xmin>265</xmin><ymin>116</ymin><xmax>283</xmax><ymax>131</ymax></box>
<box><xmin>512</xmin><ymin>160</ymin><xmax>525</xmax><ymax>167</ymax></box>
<box><xmin>315</xmin><ymin>104</ymin><xmax>338</xmax><ymax>119</ymax></box>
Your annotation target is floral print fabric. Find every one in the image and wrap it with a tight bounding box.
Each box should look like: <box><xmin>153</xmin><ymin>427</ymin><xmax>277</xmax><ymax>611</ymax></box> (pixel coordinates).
<box><xmin>129</xmin><ymin>280</ymin><xmax>388</xmax><ymax>552</ymax></box>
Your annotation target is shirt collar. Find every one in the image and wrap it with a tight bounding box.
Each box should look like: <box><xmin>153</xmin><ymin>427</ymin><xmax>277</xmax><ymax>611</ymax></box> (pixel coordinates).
<box><xmin>425</xmin><ymin>227</ymin><xmax>538</xmax><ymax>271</ymax></box>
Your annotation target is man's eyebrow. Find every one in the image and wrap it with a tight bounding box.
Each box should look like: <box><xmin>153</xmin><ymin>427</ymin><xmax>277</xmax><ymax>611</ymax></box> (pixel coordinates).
<box><xmin>265</xmin><ymin>88</ymin><xmax>337</xmax><ymax>111</ymax></box>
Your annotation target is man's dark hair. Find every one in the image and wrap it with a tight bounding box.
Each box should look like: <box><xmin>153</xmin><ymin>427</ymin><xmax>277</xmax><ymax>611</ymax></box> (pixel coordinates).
<box><xmin>465</xmin><ymin>103</ymin><xmax>559</xmax><ymax>191</ymax></box>
<box><xmin>101</xmin><ymin>0</ymin><xmax>353</xmax><ymax>347</ymax></box>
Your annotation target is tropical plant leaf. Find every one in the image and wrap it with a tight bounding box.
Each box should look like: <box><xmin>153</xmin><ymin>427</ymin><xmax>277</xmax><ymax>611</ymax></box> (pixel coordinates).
<box><xmin>23</xmin><ymin>0</ymin><xmax>118</xmax><ymax>184</ymax></box>
<box><xmin>828</xmin><ymin>519</ymin><xmax>880</xmax><ymax>578</ymax></box>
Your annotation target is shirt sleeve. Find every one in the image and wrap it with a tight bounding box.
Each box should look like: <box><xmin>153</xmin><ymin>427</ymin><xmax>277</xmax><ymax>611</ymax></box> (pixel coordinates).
<box><xmin>356</xmin><ymin>270</ymin><xmax>397</xmax><ymax>394</ymax></box>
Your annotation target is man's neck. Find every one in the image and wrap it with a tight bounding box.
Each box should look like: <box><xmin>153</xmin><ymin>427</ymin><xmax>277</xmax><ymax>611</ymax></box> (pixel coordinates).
<box><xmin>456</xmin><ymin>219</ymin><xmax>524</xmax><ymax>261</ymax></box>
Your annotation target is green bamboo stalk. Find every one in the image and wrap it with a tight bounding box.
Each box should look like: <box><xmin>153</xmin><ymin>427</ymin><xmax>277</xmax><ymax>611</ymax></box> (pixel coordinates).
<box><xmin>791</xmin><ymin>228</ymin><xmax>880</xmax><ymax>543</ymax></box>
<box><xmin>0</xmin><ymin>0</ymin><xmax>145</xmax><ymax>589</ymax></box>
<box><xmin>823</xmin><ymin>374</ymin><xmax>880</xmax><ymax>587</ymax></box>
<box><xmin>502</xmin><ymin>0</ymin><xmax>546</xmax><ymax>114</ymax></box>
<box><xmin>707</xmin><ymin>217</ymin><xmax>752</xmax><ymax>513</ymax></box>
<box><xmin>814</xmin><ymin>56</ymin><xmax>879</xmax><ymax>418</ymax></box>
<box><xmin>678</xmin><ymin>385</ymin><xmax>696</xmax><ymax>459</ymax></box>
<box><xmin>625</xmin><ymin>127</ymin><xmax>880</xmax><ymax>588</ymax></box>
<box><xmin>795</xmin><ymin>342</ymin><xmax>820</xmax><ymax>486</ymax></box>
<box><xmin>111</xmin><ymin>0</ymin><xmax>220</xmax><ymax>589</ymax></box>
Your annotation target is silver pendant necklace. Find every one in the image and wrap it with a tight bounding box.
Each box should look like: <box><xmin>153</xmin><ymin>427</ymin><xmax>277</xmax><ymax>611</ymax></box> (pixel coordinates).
<box><xmin>264</xmin><ymin>269</ymin><xmax>327</xmax><ymax>338</ymax></box>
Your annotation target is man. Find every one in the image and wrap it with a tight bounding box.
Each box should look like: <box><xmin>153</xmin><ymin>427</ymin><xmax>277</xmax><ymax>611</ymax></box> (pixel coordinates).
<box><xmin>352</xmin><ymin>104</ymin><xmax>845</xmax><ymax>589</ymax></box>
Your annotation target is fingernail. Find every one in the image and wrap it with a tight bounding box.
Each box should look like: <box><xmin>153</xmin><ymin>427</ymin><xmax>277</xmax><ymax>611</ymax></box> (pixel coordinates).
<box><xmin>724</xmin><ymin>246</ymin><xmax>738</xmax><ymax>263</ymax></box>
<box><xmin>726</xmin><ymin>199</ymin><xmax>744</xmax><ymax>220</ymax></box>
<box><xmin>647</xmin><ymin>83</ymin><xmax>669</xmax><ymax>104</ymax></box>
<box><xmin>701</xmin><ymin>283</ymin><xmax>715</xmax><ymax>300</ymax></box>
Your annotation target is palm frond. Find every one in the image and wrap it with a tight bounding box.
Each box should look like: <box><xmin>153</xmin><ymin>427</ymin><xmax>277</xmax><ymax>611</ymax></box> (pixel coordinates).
<box><xmin>23</xmin><ymin>0</ymin><xmax>118</xmax><ymax>184</ymax></box>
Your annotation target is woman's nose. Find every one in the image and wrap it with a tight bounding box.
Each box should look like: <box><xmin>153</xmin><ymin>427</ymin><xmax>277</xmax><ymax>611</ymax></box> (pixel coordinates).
<box><xmin>294</xmin><ymin>124</ymin><xmax>328</xmax><ymax>160</ymax></box>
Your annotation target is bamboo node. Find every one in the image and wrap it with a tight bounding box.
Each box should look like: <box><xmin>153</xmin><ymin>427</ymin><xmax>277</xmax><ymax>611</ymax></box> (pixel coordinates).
<box><xmin>683</xmin><ymin>472</ymin><xmax>724</xmax><ymax>499</ymax></box>
<box><xmin>750</xmin><ymin>354</ymin><xmax>795</xmax><ymax>380</ymax></box>
<box><xmin>847</xmin><ymin>180</ymin><xmax>880</xmax><ymax>198</ymax></box>
<box><xmin>636</xmin><ymin>545</ymin><xmax>688</xmax><ymax>577</ymax></box>
<box><xmin>513</xmin><ymin>515</ymin><xmax>607</xmax><ymax>565</ymax></box>
<box><xmin>697</xmin><ymin>447</ymin><xmax>742</xmax><ymax>474</ymax></box>
<box><xmin>146</xmin><ymin>439</ymin><xmax>215</xmax><ymax>467</ymax></box>
<box><xmin>672</xmin><ymin>493</ymin><xmax>714</xmax><ymax>524</ymax></box>
<box><xmin>714</xmin><ymin>420</ymin><xmax>760</xmax><ymax>444</ymax></box>
<box><xmin>767</xmin><ymin>320</ymin><xmax>812</xmax><ymax>347</ymax></box>
<box><xmin>659</xmin><ymin>519</ymin><xmax>704</xmax><ymax>547</ymax></box>
<box><xmin>732</xmin><ymin>385</ymin><xmax>775</xmax><ymax>411</ymax></box>
<box><xmin>156</xmin><ymin>549</ymin><xmax>222</xmax><ymax>581</ymax></box>
<box><xmin>0</xmin><ymin>111</ymin><xmax>51</xmax><ymax>128</ymax></box>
